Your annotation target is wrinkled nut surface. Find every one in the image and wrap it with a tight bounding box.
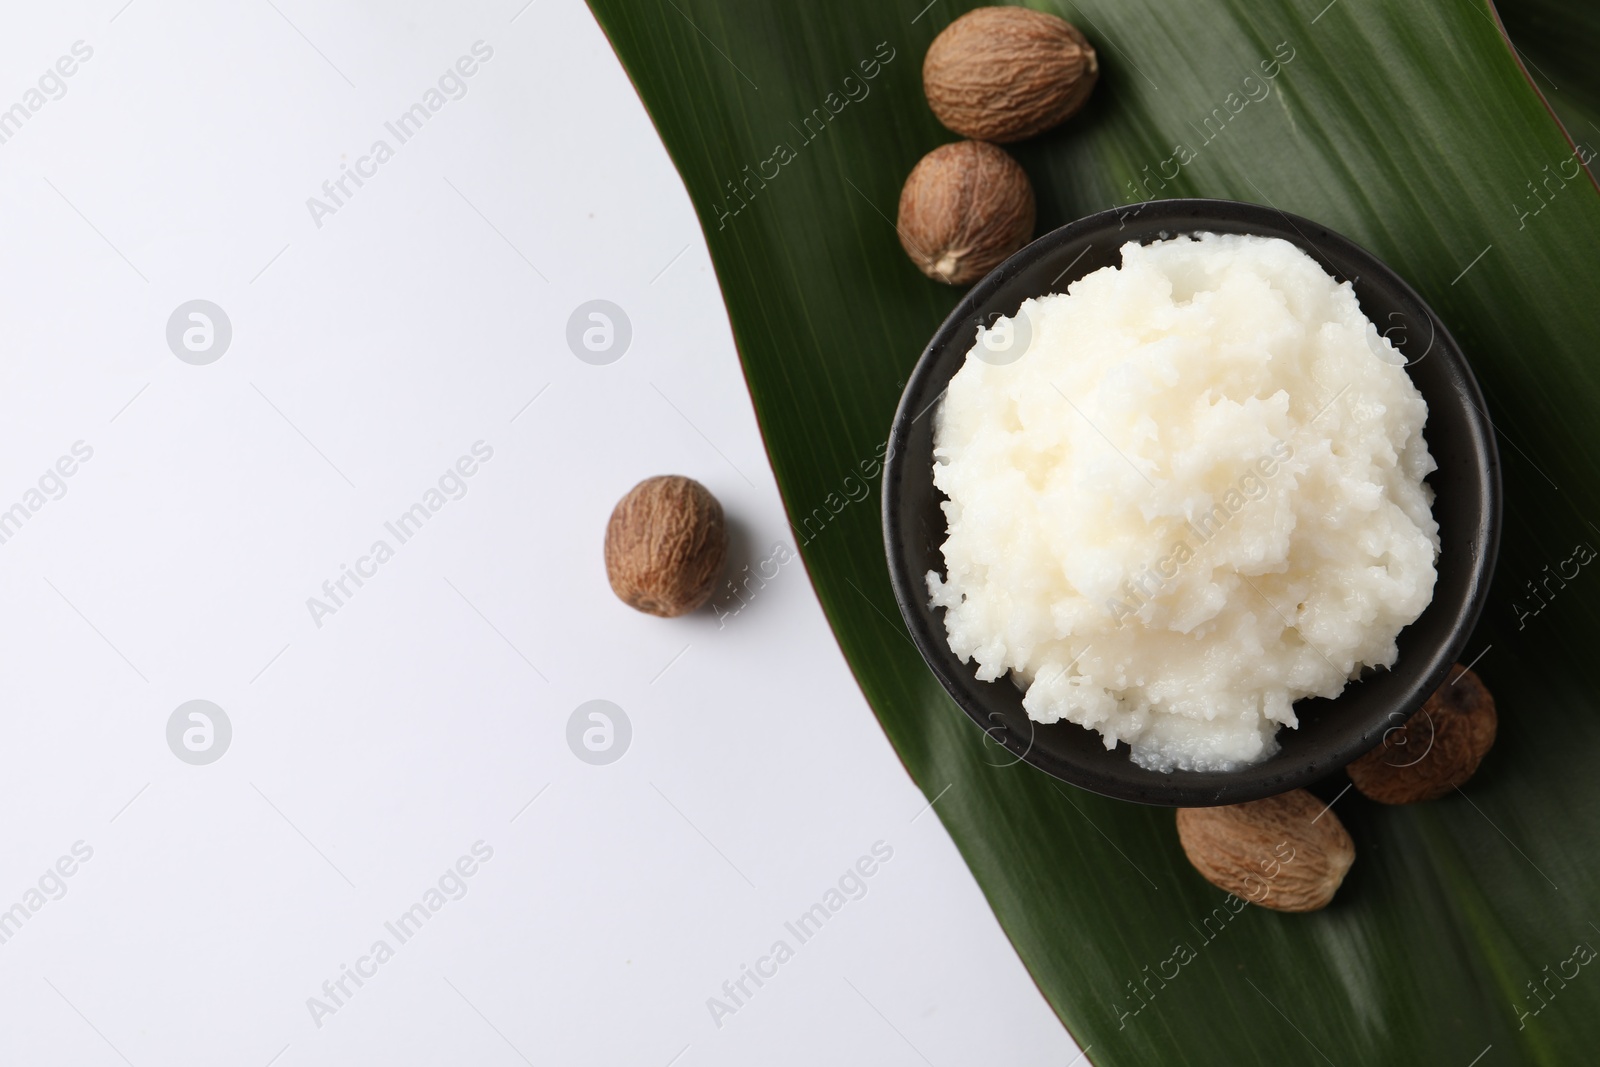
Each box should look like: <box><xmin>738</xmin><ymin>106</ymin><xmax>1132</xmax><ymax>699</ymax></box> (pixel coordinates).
<box><xmin>1347</xmin><ymin>664</ymin><xmax>1497</xmax><ymax>804</ymax></box>
<box><xmin>604</xmin><ymin>476</ymin><xmax>728</xmax><ymax>617</ymax></box>
<box><xmin>923</xmin><ymin>7</ymin><xmax>1099</xmax><ymax>143</ymax></box>
<box><xmin>1176</xmin><ymin>789</ymin><xmax>1354</xmax><ymax>913</ymax></box>
<box><xmin>897</xmin><ymin>140</ymin><xmax>1035</xmax><ymax>285</ymax></box>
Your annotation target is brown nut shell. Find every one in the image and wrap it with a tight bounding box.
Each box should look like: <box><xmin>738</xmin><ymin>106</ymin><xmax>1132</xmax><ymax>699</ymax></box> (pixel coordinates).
<box><xmin>1347</xmin><ymin>664</ymin><xmax>1497</xmax><ymax>804</ymax></box>
<box><xmin>897</xmin><ymin>140</ymin><xmax>1035</xmax><ymax>285</ymax></box>
<box><xmin>1176</xmin><ymin>789</ymin><xmax>1354</xmax><ymax>913</ymax></box>
<box><xmin>923</xmin><ymin>7</ymin><xmax>1099</xmax><ymax>143</ymax></box>
<box><xmin>604</xmin><ymin>476</ymin><xmax>728</xmax><ymax>617</ymax></box>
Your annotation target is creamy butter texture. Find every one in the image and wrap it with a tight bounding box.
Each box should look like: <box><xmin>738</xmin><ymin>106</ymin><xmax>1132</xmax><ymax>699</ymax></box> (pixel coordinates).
<box><xmin>928</xmin><ymin>233</ymin><xmax>1440</xmax><ymax>771</ymax></box>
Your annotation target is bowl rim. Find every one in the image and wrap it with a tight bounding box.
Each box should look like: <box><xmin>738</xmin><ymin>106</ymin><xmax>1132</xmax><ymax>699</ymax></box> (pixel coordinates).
<box><xmin>881</xmin><ymin>196</ymin><xmax>1502</xmax><ymax>806</ymax></box>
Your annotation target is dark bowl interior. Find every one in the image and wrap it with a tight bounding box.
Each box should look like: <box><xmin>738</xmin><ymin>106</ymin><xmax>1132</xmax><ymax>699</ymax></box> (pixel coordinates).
<box><xmin>882</xmin><ymin>198</ymin><xmax>1501</xmax><ymax>806</ymax></box>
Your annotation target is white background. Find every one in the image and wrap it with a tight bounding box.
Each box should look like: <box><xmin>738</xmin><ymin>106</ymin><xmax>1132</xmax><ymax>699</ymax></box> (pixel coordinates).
<box><xmin>0</xmin><ymin>1</ymin><xmax>1083</xmax><ymax>1063</ymax></box>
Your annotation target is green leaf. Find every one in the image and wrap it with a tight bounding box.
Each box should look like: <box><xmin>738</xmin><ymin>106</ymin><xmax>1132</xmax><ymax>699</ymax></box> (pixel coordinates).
<box><xmin>1500</xmin><ymin>0</ymin><xmax>1600</xmax><ymax>139</ymax></box>
<box><xmin>585</xmin><ymin>0</ymin><xmax>1600</xmax><ymax>1061</ymax></box>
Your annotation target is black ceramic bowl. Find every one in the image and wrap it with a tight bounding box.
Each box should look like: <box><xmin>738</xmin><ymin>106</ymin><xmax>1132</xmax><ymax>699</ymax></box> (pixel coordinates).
<box><xmin>882</xmin><ymin>198</ymin><xmax>1500</xmax><ymax>806</ymax></box>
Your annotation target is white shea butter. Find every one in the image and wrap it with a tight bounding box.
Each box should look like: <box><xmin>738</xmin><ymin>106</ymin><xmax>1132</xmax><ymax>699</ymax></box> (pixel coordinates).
<box><xmin>927</xmin><ymin>233</ymin><xmax>1439</xmax><ymax>772</ymax></box>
